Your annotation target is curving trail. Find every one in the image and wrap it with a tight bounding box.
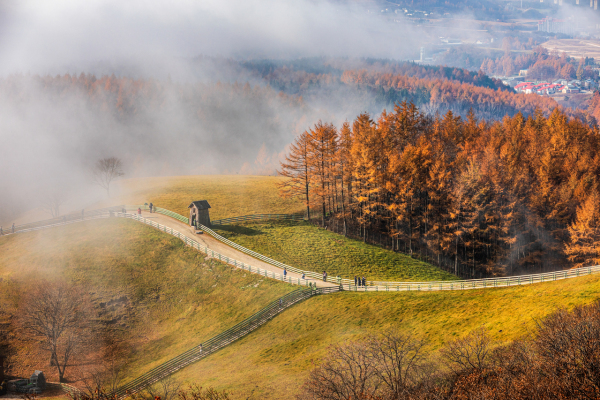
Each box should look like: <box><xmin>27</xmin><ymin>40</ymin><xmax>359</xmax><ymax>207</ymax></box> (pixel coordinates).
<box><xmin>3</xmin><ymin>207</ymin><xmax>600</xmax><ymax>291</ymax></box>
<box><xmin>3</xmin><ymin>207</ymin><xmax>600</xmax><ymax>397</ymax></box>
<box><xmin>136</xmin><ymin>210</ymin><xmax>337</xmax><ymax>288</ymax></box>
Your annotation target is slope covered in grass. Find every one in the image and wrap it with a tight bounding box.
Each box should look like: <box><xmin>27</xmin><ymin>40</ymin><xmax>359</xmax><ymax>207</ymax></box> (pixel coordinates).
<box><xmin>102</xmin><ymin>175</ymin><xmax>304</xmax><ymax>220</ymax></box>
<box><xmin>173</xmin><ymin>273</ymin><xmax>600</xmax><ymax>399</ymax></box>
<box><xmin>0</xmin><ymin>218</ymin><xmax>295</xmax><ymax>384</ymax></box>
<box><xmin>3</xmin><ymin>215</ymin><xmax>600</xmax><ymax>400</ymax></box>
<box><xmin>214</xmin><ymin>221</ymin><xmax>457</xmax><ymax>282</ymax></box>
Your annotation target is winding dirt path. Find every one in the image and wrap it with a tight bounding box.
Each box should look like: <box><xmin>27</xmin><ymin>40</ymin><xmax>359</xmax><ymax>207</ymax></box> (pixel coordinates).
<box><xmin>136</xmin><ymin>211</ymin><xmax>336</xmax><ymax>288</ymax></box>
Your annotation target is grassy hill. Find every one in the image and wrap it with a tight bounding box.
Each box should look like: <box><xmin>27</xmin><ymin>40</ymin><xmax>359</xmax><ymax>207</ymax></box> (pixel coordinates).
<box><xmin>1</xmin><ymin>216</ymin><xmax>600</xmax><ymax>400</ymax></box>
<box><xmin>172</xmin><ymin>273</ymin><xmax>600</xmax><ymax>399</ymax></box>
<box><xmin>4</xmin><ymin>176</ymin><xmax>600</xmax><ymax>399</ymax></box>
<box><xmin>104</xmin><ymin>175</ymin><xmax>305</xmax><ymax>220</ymax></box>
<box><xmin>0</xmin><ymin>218</ymin><xmax>295</xmax><ymax>384</ymax></box>
<box><xmin>214</xmin><ymin>221</ymin><xmax>457</xmax><ymax>282</ymax></box>
<box><xmin>98</xmin><ymin>175</ymin><xmax>456</xmax><ymax>281</ymax></box>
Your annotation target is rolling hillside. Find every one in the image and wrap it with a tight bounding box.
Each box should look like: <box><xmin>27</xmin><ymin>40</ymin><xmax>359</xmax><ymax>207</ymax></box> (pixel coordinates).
<box><xmin>2</xmin><ymin>214</ymin><xmax>600</xmax><ymax>399</ymax></box>
<box><xmin>0</xmin><ymin>218</ymin><xmax>295</xmax><ymax>384</ymax></box>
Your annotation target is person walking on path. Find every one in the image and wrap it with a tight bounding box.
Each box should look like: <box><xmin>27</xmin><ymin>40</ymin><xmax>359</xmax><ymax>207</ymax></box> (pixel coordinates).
<box><xmin>279</xmin><ymin>298</ymin><xmax>283</xmax><ymax>308</ymax></box>
<box><xmin>362</xmin><ymin>276</ymin><xmax>366</xmax><ymax>287</ymax></box>
<box><xmin>11</xmin><ymin>223</ymin><xmax>15</xmax><ymax>233</ymax></box>
<box><xmin>302</xmin><ymin>272</ymin><xmax>306</xmax><ymax>280</ymax></box>
<box><xmin>354</xmin><ymin>275</ymin><xmax>358</xmax><ymax>286</ymax></box>
<box><xmin>283</xmin><ymin>267</ymin><xmax>287</xmax><ymax>280</ymax></box>
<box><xmin>149</xmin><ymin>203</ymin><xmax>154</xmax><ymax>213</ymax></box>
<box><xmin>323</xmin><ymin>271</ymin><xmax>327</xmax><ymax>282</ymax></box>
<box><xmin>137</xmin><ymin>207</ymin><xmax>142</xmax><ymax>216</ymax></box>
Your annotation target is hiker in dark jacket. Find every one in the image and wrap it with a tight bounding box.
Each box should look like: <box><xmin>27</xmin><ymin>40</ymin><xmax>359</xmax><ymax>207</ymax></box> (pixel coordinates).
<box><xmin>354</xmin><ymin>276</ymin><xmax>358</xmax><ymax>286</ymax></box>
<box><xmin>149</xmin><ymin>203</ymin><xmax>154</xmax><ymax>213</ymax></box>
<box><xmin>323</xmin><ymin>271</ymin><xmax>327</xmax><ymax>282</ymax></box>
<box><xmin>362</xmin><ymin>276</ymin><xmax>366</xmax><ymax>286</ymax></box>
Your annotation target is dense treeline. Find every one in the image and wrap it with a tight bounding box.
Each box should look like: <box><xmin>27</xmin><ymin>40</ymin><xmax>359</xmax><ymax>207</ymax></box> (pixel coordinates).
<box><xmin>241</xmin><ymin>59</ymin><xmax>560</xmax><ymax>119</ymax></box>
<box><xmin>298</xmin><ymin>301</ymin><xmax>600</xmax><ymax>400</ymax></box>
<box><xmin>339</xmin><ymin>70</ymin><xmax>559</xmax><ymax>119</ymax></box>
<box><xmin>0</xmin><ymin>73</ymin><xmax>303</xmax><ymax>119</ymax></box>
<box><xmin>279</xmin><ymin>102</ymin><xmax>600</xmax><ymax>278</ymax></box>
<box><xmin>248</xmin><ymin>59</ymin><xmax>508</xmax><ymax>93</ymax></box>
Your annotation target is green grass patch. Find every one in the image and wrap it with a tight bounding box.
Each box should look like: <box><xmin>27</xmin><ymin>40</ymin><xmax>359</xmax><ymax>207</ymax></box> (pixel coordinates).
<box><xmin>214</xmin><ymin>220</ymin><xmax>457</xmax><ymax>282</ymax></box>
<box><xmin>0</xmin><ymin>219</ymin><xmax>295</xmax><ymax>384</ymax></box>
<box><xmin>98</xmin><ymin>175</ymin><xmax>304</xmax><ymax>220</ymax></box>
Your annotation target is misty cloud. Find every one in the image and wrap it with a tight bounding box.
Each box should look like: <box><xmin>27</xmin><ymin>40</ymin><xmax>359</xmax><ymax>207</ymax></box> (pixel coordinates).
<box><xmin>0</xmin><ymin>0</ymin><xmax>418</xmax><ymax>77</ymax></box>
<box><xmin>0</xmin><ymin>0</ymin><xmax>427</xmax><ymax>223</ymax></box>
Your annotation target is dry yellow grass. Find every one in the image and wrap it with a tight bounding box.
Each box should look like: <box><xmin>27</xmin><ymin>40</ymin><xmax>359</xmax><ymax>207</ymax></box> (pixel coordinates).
<box><xmin>99</xmin><ymin>175</ymin><xmax>304</xmax><ymax>220</ymax></box>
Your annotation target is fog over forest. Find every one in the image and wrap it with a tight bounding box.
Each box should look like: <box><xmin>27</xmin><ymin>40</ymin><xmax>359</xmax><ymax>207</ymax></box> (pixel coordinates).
<box><xmin>0</xmin><ymin>0</ymin><xmax>439</xmax><ymax>221</ymax></box>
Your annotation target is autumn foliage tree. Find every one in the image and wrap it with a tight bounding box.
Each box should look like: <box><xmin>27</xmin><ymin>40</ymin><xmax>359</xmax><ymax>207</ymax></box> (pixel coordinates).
<box><xmin>280</xmin><ymin>102</ymin><xmax>600</xmax><ymax>278</ymax></box>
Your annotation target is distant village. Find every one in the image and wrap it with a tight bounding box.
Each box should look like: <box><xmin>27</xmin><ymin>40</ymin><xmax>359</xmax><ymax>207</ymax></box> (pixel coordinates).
<box><xmin>502</xmin><ymin>75</ymin><xmax>597</xmax><ymax>95</ymax></box>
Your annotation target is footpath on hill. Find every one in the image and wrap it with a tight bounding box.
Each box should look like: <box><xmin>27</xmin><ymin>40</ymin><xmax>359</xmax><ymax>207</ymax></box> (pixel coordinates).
<box><xmin>137</xmin><ymin>211</ymin><xmax>337</xmax><ymax>288</ymax></box>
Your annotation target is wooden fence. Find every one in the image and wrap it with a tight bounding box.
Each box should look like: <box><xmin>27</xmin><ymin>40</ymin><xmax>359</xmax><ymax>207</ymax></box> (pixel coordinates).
<box><xmin>112</xmin><ymin>286</ymin><xmax>338</xmax><ymax>399</ymax></box>
<box><xmin>197</xmin><ymin>222</ymin><xmax>600</xmax><ymax>291</ymax></box>
<box><xmin>212</xmin><ymin>213</ymin><xmax>305</xmax><ymax>226</ymax></box>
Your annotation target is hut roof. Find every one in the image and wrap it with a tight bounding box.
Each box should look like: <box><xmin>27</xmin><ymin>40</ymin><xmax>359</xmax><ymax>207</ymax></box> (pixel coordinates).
<box><xmin>188</xmin><ymin>200</ymin><xmax>211</xmax><ymax>210</ymax></box>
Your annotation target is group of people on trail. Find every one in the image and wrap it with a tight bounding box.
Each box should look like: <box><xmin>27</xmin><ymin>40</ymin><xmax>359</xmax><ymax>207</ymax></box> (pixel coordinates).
<box><xmin>139</xmin><ymin>203</ymin><xmax>154</xmax><ymax>216</ymax></box>
<box><xmin>354</xmin><ymin>275</ymin><xmax>367</xmax><ymax>287</ymax></box>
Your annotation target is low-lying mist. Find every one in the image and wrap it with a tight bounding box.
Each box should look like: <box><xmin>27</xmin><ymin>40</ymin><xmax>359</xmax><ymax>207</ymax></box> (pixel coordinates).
<box><xmin>0</xmin><ymin>0</ymin><xmax>431</xmax><ymax>222</ymax></box>
<box><xmin>0</xmin><ymin>0</ymin><xmax>547</xmax><ymax>223</ymax></box>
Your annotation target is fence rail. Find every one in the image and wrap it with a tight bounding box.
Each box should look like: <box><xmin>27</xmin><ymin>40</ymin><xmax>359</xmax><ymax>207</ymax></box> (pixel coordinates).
<box><xmin>4</xmin><ymin>207</ymin><xmax>600</xmax><ymax>293</ymax></box>
<box><xmin>113</xmin><ymin>286</ymin><xmax>337</xmax><ymax>399</ymax></box>
<box><xmin>198</xmin><ymin>221</ymin><xmax>600</xmax><ymax>291</ymax></box>
<box><xmin>212</xmin><ymin>213</ymin><xmax>305</xmax><ymax>226</ymax></box>
<box><xmin>119</xmin><ymin>214</ymin><xmax>317</xmax><ymax>288</ymax></box>
<box><xmin>0</xmin><ymin>206</ymin><xmax>125</xmax><ymax>236</ymax></box>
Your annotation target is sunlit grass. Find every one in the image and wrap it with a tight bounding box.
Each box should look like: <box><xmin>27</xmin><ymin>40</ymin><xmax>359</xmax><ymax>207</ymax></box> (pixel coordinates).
<box><xmin>214</xmin><ymin>221</ymin><xmax>458</xmax><ymax>282</ymax></box>
<box><xmin>174</xmin><ymin>273</ymin><xmax>600</xmax><ymax>399</ymax></box>
<box><xmin>3</xmin><ymin>201</ymin><xmax>600</xmax><ymax>399</ymax></box>
<box><xmin>101</xmin><ymin>175</ymin><xmax>304</xmax><ymax>220</ymax></box>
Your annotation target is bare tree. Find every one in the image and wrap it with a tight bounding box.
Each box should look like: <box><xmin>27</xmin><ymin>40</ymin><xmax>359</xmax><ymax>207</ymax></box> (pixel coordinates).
<box><xmin>367</xmin><ymin>331</ymin><xmax>427</xmax><ymax>400</ymax></box>
<box><xmin>142</xmin><ymin>376</ymin><xmax>182</xmax><ymax>400</ymax></box>
<box><xmin>178</xmin><ymin>384</ymin><xmax>231</xmax><ymax>400</ymax></box>
<box><xmin>39</xmin><ymin>187</ymin><xmax>68</xmax><ymax>218</ymax></box>
<box><xmin>79</xmin><ymin>357</ymin><xmax>124</xmax><ymax>398</ymax></box>
<box><xmin>92</xmin><ymin>158</ymin><xmax>124</xmax><ymax>196</ymax></box>
<box><xmin>299</xmin><ymin>341</ymin><xmax>380</xmax><ymax>400</ymax></box>
<box><xmin>17</xmin><ymin>282</ymin><xmax>91</xmax><ymax>382</ymax></box>
<box><xmin>441</xmin><ymin>327</ymin><xmax>491</xmax><ymax>373</ymax></box>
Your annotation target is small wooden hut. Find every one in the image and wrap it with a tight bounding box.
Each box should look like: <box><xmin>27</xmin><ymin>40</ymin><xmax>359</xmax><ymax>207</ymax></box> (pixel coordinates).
<box><xmin>188</xmin><ymin>200</ymin><xmax>211</xmax><ymax>227</ymax></box>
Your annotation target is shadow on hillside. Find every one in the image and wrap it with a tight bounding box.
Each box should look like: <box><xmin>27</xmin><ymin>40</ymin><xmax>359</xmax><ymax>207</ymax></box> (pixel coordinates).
<box><xmin>212</xmin><ymin>224</ymin><xmax>263</xmax><ymax>236</ymax></box>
